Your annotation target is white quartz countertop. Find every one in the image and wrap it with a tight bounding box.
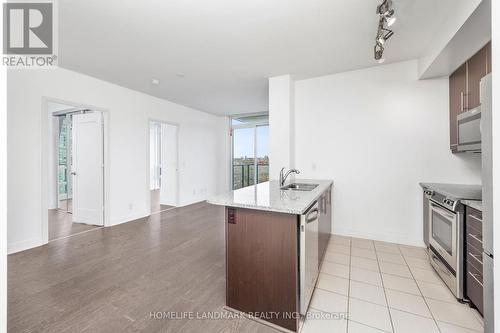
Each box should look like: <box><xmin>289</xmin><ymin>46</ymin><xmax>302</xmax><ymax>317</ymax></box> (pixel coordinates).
<box><xmin>207</xmin><ymin>179</ymin><xmax>333</xmax><ymax>215</ymax></box>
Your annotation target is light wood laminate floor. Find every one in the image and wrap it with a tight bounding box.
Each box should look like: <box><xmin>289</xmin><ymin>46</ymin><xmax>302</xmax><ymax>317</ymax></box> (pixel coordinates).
<box><xmin>9</xmin><ymin>202</ymin><xmax>278</xmax><ymax>333</ymax></box>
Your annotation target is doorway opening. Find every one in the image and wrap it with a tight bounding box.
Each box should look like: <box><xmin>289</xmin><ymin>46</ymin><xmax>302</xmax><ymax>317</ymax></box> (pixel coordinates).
<box><xmin>47</xmin><ymin>101</ymin><xmax>104</xmax><ymax>241</ymax></box>
<box><xmin>149</xmin><ymin>120</ymin><xmax>179</xmax><ymax>214</ymax></box>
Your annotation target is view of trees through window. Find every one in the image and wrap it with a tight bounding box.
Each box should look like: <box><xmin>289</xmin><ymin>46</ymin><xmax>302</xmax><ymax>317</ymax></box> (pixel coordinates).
<box><xmin>232</xmin><ymin>115</ymin><xmax>269</xmax><ymax>190</ymax></box>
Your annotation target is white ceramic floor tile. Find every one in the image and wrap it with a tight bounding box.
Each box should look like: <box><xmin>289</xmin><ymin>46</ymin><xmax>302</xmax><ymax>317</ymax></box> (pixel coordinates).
<box><xmin>381</xmin><ymin>273</ymin><xmax>421</xmax><ymax>295</ymax></box>
<box><xmin>348</xmin><ymin>320</ymin><xmax>389</xmax><ymax>333</ymax></box>
<box><xmin>385</xmin><ymin>289</ymin><xmax>432</xmax><ymax>318</ymax></box>
<box><xmin>376</xmin><ymin>252</ymin><xmax>406</xmax><ymax>265</ymax></box>
<box><xmin>302</xmin><ymin>308</ymin><xmax>348</xmax><ymax>333</ymax></box>
<box><xmin>321</xmin><ymin>261</ymin><xmax>350</xmax><ymax>279</ymax></box>
<box><xmin>349</xmin><ymin>280</ymin><xmax>387</xmax><ymax>306</ymax></box>
<box><xmin>426</xmin><ymin>298</ymin><xmax>484</xmax><ymax>331</ymax></box>
<box><xmin>352</xmin><ymin>248</ymin><xmax>377</xmax><ymax>260</ymax></box>
<box><xmin>405</xmin><ymin>257</ymin><xmax>432</xmax><ymax>271</ymax></box>
<box><xmin>327</xmin><ymin>244</ymin><xmax>351</xmax><ymax>255</ymax></box>
<box><xmin>310</xmin><ymin>288</ymin><xmax>348</xmax><ymax>314</ymax></box>
<box><xmin>410</xmin><ymin>267</ymin><xmax>444</xmax><ymax>285</ymax></box>
<box><xmin>351</xmin><ymin>256</ymin><xmax>380</xmax><ymax>272</ymax></box>
<box><xmin>399</xmin><ymin>246</ymin><xmax>428</xmax><ymax>259</ymax></box>
<box><xmin>374</xmin><ymin>243</ymin><xmax>401</xmax><ymax>254</ymax></box>
<box><xmin>437</xmin><ymin>321</ymin><xmax>483</xmax><ymax>333</ymax></box>
<box><xmin>331</xmin><ymin>235</ymin><xmax>351</xmax><ymax>246</ymax></box>
<box><xmin>379</xmin><ymin>261</ymin><xmax>412</xmax><ymax>278</ymax></box>
<box><xmin>316</xmin><ymin>273</ymin><xmax>349</xmax><ymax>296</ymax></box>
<box><xmin>350</xmin><ymin>266</ymin><xmax>382</xmax><ymax>286</ymax></box>
<box><xmin>352</xmin><ymin>238</ymin><xmax>375</xmax><ymax>250</ymax></box>
<box><xmin>389</xmin><ymin>308</ymin><xmax>439</xmax><ymax>333</ymax></box>
<box><xmin>416</xmin><ymin>280</ymin><xmax>457</xmax><ymax>303</ymax></box>
<box><xmin>348</xmin><ymin>298</ymin><xmax>393</xmax><ymax>332</ymax></box>
<box><xmin>324</xmin><ymin>252</ymin><xmax>350</xmax><ymax>266</ymax></box>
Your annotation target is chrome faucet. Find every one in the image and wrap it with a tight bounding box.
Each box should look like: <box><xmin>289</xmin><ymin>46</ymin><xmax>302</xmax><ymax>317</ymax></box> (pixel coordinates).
<box><xmin>280</xmin><ymin>167</ymin><xmax>301</xmax><ymax>187</ymax></box>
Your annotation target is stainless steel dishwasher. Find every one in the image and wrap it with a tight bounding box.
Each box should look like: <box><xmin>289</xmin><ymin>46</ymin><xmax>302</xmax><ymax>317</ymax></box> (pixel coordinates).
<box><xmin>300</xmin><ymin>201</ymin><xmax>320</xmax><ymax>315</ymax></box>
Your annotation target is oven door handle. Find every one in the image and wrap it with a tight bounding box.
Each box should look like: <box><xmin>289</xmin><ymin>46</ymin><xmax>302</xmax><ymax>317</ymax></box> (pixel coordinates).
<box><xmin>430</xmin><ymin>202</ymin><xmax>456</xmax><ymax>221</ymax></box>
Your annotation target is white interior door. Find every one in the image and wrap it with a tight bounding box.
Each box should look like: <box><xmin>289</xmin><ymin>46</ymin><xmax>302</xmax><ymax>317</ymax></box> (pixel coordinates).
<box><xmin>160</xmin><ymin>123</ymin><xmax>178</xmax><ymax>206</ymax></box>
<box><xmin>71</xmin><ymin>112</ymin><xmax>104</xmax><ymax>226</ymax></box>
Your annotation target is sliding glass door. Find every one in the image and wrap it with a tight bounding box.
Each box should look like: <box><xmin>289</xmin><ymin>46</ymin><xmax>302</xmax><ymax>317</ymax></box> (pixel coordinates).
<box><xmin>231</xmin><ymin>115</ymin><xmax>269</xmax><ymax>190</ymax></box>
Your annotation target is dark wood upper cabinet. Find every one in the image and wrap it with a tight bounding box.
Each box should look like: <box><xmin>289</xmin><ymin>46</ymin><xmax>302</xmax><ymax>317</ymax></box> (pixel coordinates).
<box><xmin>468</xmin><ymin>45</ymin><xmax>489</xmax><ymax>110</ymax></box>
<box><xmin>449</xmin><ymin>63</ymin><xmax>467</xmax><ymax>152</ymax></box>
<box><xmin>448</xmin><ymin>41</ymin><xmax>491</xmax><ymax>153</ymax></box>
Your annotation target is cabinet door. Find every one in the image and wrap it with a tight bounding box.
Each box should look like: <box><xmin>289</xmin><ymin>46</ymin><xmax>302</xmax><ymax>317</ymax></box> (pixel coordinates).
<box><xmin>449</xmin><ymin>63</ymin><xmax>467</xmax><ymax>152</ymax></box>
<box><xmin>468</xmin><ymin>45</ymin><xmax>489</xmax><ymax>110</ymax></box>
<box><xmin>226</xmin><ymin>207</ymin><xmax>299</xmax><ymax>331</ymax></box>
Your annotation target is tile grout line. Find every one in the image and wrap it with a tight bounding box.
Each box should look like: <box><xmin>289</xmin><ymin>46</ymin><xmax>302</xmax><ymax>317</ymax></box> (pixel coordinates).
<box><xmin>399</xmin><ymin>247</ymin><xmax>443</xmax><ymax>333</ymax></box>
<box><xmin>374</xmin><ymin>243</ymin><xmax>396</xmax><ymax>333</ymax></box>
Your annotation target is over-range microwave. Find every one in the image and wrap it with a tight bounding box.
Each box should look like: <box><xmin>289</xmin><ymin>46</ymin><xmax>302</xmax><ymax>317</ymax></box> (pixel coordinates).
<box><xmin>457</xmin><ymin>107</ymin><xmax>481</xmax><ymax>152</ymax></box>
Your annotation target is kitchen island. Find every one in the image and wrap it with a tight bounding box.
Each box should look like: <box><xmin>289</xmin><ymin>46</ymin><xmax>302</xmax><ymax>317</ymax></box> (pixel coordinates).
<box><xmin>208</xmin><ymin>180</ymin><xmax>333</xmax><ymax>332</ymax></box>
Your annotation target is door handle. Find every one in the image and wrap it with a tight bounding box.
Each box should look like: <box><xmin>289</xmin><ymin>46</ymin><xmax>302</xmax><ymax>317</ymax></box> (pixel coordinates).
<box><xmin>306</xmin><ymin>209</ymin><xmax>319</xmax><ymax>223</ymax></box>
<box><xmin>469</xmin><ymin>272</ymin><xmax>483</xmax><ymax>287</ymax></box>
<box><xmin>469</xmin><ymin>253</ymin><xmax>483</xmax><ymax>265</ymax></box>
<box><xmin>468</xmin><ymin>233</ymin><xmax>483</xmax><ymax>245</ymax></box>
<box><xmin>430</xmin><ymin>203</ymin><xmax>456</xmax><ymax>221</ymax></box>
<box><xmin>71</xmin><ymin>172</ymin><xmax>77</xmax><ymax>176</ymax></box>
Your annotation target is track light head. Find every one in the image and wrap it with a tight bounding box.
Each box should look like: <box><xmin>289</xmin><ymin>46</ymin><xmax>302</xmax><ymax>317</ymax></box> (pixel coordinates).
<box><xmin>386</xmin><ymin>16</ymin><xmax>396</xmax><ymax>27</ymax></box>
<box><xmin>374</xmin><ymin>43</ymin><xmax>384</xmax><ymax>61</ymax></box>
<box><xmin>374</xmin><ymin>0</ymin><xmax>395</xmax><ymax>62</ymax></box>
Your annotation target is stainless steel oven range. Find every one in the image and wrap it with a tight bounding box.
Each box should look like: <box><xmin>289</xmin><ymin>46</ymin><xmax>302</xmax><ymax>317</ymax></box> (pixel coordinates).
<box><xmin>425</xmin><ymin>190</ymin><xmax>465</xmax><ymax>300</ymax></box>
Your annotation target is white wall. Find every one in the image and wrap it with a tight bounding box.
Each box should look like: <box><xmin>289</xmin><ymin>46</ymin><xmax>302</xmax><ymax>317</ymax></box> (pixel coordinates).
<box><xmin>294</xmin><ymin>60</ymin><xmax>482</xmax><ymax>246</ymax></box>
<box><xmin>269</xmin><ymin>75</ymin><xmax>295</xmax><ymax>178</ymax></box>
<box><xmin>0</xmin><ymin>43</ymin><xmax>7</xmax><ymax>333</ymax></box>
<box><xmin>7</xmin><ymin>67</ymin><xmax>227</xmax><ymax>253</ymax></box>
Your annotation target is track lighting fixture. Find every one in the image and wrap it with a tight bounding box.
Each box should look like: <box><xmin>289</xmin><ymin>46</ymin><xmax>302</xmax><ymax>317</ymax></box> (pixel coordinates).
<box><xmin>374</xmin><ymin>0</ymin><xmax>396</xmax><ymax>62</ymax></box>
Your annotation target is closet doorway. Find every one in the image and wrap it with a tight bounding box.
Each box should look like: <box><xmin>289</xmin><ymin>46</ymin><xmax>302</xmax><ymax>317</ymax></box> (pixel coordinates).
<box><xmin>149</xmin><ymin>120</ymin><xmax>179</xmax><ymax>213</ymax></box>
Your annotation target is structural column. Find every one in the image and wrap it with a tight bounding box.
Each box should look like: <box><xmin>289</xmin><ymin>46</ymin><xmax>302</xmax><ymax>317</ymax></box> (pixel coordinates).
<box><xmin>268</xmin><ymin>75</ymin><xmax>295</xmax><ymax>179</ymax></box>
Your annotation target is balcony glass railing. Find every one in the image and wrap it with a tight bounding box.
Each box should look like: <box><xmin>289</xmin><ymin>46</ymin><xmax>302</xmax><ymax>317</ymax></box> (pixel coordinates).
<box><xmin>232</xmin><ymin>164</ymin><xmax>269</xmax><ymax>190</ymax></box>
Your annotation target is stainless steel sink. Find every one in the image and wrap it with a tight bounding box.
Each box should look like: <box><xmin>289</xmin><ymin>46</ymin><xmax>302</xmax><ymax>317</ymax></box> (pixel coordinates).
<box><xmin>280</xmin><ymin>183</ymin><xmax>319</xmax><ymax>191</ymax></box>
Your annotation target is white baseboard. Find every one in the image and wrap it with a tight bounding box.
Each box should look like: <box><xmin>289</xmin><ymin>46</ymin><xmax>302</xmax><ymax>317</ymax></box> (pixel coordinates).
<box><xmin>178</xmin><ymin>199</ymin><xmax>207</xmax><ymax>207</ymax></box>
<box><xmin>109</xmin><ymin>210</ymin><xmax>149</xmax><ymax>227</ymax></box>
<box><xmin>332</xmin><ymin>227</ymin><xmax>426</xmax><ymax>248</ymax></box>
<box><xmin>8</xmin><ymin>237</ymin><xmax>44</xmax><ymax>254</ymax></box>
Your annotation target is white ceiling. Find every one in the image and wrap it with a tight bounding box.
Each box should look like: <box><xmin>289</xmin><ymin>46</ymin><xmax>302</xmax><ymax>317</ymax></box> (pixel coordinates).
<box><xmin>58</xmin><ymin>0</ymin><xmax>455</xmax><ymax>115</ymax></box>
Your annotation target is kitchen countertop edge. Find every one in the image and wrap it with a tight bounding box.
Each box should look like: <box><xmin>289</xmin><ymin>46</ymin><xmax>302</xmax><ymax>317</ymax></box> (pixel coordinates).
<box><xmin>207</xmin><ymin>179</ymin><xmax>333</xmax><ymax>215</ymax></box>
<box><xmin>461</xmin><ymin>199</ymin><xmax>483</xmax><ymax>211</ymax></box>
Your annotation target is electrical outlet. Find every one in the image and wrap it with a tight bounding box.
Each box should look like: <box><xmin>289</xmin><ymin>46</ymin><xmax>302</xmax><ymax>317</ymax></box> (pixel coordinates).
<box><xmin>128</xmin><ymin>203</ymin><xmax>133</xmax><ymax>210</ymax></box>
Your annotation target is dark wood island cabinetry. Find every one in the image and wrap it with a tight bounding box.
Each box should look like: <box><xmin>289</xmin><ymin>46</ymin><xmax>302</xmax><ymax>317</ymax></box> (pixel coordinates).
<box><xmin>209</xmin><ymin>180</ymin><xmax>333</xmax><ymax>332</ymax></box>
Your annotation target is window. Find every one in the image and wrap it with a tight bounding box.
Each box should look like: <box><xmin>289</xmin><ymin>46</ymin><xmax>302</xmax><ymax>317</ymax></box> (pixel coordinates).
<box><xmin>231</xmin><ymin>114</ymin><xmax>269</xmax><ymax>190</ymax></box>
